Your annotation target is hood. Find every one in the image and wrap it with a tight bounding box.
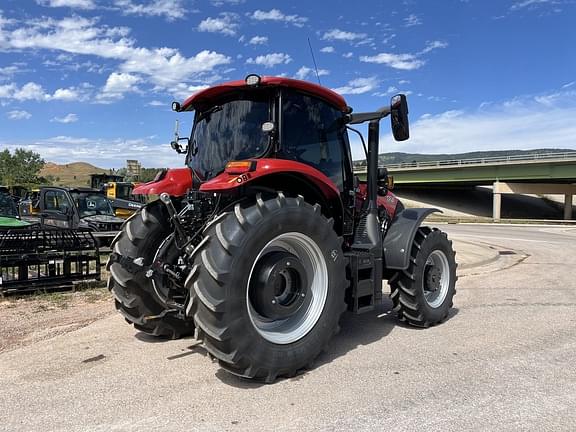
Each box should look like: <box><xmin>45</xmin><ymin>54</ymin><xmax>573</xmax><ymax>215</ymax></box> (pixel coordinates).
<box><xmin>79</xmin><ymin>214</ymin><xmax>124</xmax><ymax>231</ymax></box>
<box><xmin>81</xmin><ymin>214</ymin><xmax>124</xmax><ymax>224</ymax></box>
<box><xmin>0</xmin><ymin>216</ymin><xmax>31</xmax><ymax>228</ymax></box>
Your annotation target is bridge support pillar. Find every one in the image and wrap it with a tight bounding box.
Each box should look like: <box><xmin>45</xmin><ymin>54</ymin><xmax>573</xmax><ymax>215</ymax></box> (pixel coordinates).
<box><xmin>493</xmin><ymin>182</ymin><xmax>501</xmax><ymax>222</ymax></box>
<box><xmin>565</xmin><ymin>194</ymin><xmax>573</xmax><ymax>220</ymax></box>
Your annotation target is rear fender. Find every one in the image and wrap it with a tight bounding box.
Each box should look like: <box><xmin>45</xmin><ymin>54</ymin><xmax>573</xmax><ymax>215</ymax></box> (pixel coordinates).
<box><xmin>199</xmin><ymin>159</ymin><xmax>340</xmax><ymax>201</ymax></box>
<box><xmin>383</xmin><ymin>208</ymin><xmax>441</xmax><ymax>270</ymax></box>
<box><xmin>132</xmin><ymin>168</ymin><xmax>192</xmax><ymax>197</ymax></box>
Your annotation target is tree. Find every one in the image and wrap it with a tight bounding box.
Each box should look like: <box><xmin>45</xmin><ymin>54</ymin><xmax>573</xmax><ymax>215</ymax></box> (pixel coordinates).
<box><xmin>0</xmin><ymin>148</ymin><xmax>45</xmax><ymax>186</ymax></box>
<box><xmin>139</xmin><ymin>167</ymin><xmax>164</xmax><ymax>183</ymax></box>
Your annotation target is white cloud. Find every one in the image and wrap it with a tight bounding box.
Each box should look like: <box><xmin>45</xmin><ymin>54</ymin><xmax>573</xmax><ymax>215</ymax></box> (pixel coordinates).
<box><xmin>0</xmin><ymin>16</ymin><xmax>231</xmax><ymax>92</ymax></box>
<box><xmin>13</xmin><ymin>82</ymin><xmax>46</xmax><ymax>101</ymax></box>
<box><xmin>360</xmin><ymin>53</ymin><xmax>424</xmax><ymax>70</ymax></box>
<box><xmin>51</xmin><ymin>113</ymin><xmax>78</xmax><ymax>123</ymax></box>
<box><xmin>510</xmin><ymin>0</ymin><xmax>559</xmax><ymax>10</ymax></box>
<box><xmin>332</xmin><ymin>77</ymin><xmax>379</xmax><ymax>95</ymax></box>
<box><xmin>248</xmin><ymin>35</ymin><xmax>268</xmax><ymax>45</ymax></box>
<box><xmin>0</xmin><ymin>84</ymin><xmax>16</xmax><ymax>98</ymax></box>
<box><xmin>295</xmin><ymin>66</ymin><xmax>329</xmax><ymax>81</ymax></box>
<box><xmin>342</xmin><ymin>52</ymin><xmax>353</xmax><ymax>58</ymax></box>
<box><xmin>322</xmin><ymin>29</ymin><xmax>367</xmax><ymax>42</ymax></box>
<box><xmin>147</xmin><ymin>100</ymin><xmax>165</xmax><ymax>106</ymax></box>
<box><xmin>7</xmin><ymin>110</ymin><xmax>32</xmax><ymax>120</ymax></box>
<box><xmin>360</xmin><ymin>41</ymin><xmax>447</xmax><ymax>70</ymax></box>
<box><xmin>211</xmin><ymin>0</ymin><xmax>245</xmax><ymax>6</ymax></box>
<box><xmin>170</xmin><ymin>83</ymin><xmax>210</xmax><ymax>99</ymax></box>
<box><xmin>250</xmin><ymin>9</ymin><xmax>308</xmax><ymax>27</ymax></box>
<box><xmin>419</xmin><ymin>40</ymin><xmax>449</xmax><ymax>54</ymax></box>
<box><xmin>98</xmin><ymin>72</ymin><xmax>141</xmax><ymax>100</ymax></box>
<box><xmin>320</xmin><ymin>46</ymin><xmax>335</xmax><ymax>53</ymax></box>
<box><xmin>198</xmin><ymin>13</ymin><xmax>239</xmax><ymax>36</ymax></box>
<box><xmin>36</xmin><ymin>0</ymin><xmax>96</xmax><ymax>9</ymax></box>
<box><xmin>52</xmin><ymin>88</ymin><xmax>79</xmax><ymax>101</ymax></box>
<box><xmin>404</xmin><ymin>14</ymin><xmax>422</xmax><ymax>27</ymax></box>
<box><xmin>1</xmin><ymin>136</ymin><xmax>183</xmax><ymax>168</ymax></box>
<box><xmin>365</xmin><ymin>88</ymin><xmax>576</xmax><ymax>159</ymax></box>
<box><xmin>246</xmin><ymin>53</ymin><xmax>292</xmax><ymax>68</ymax></box>
<box><xmin>0</xmin><ymin>65</ymin><xmax>20</xmax><ymax>78</ymax></box>
<box><xmin>373</xmin><ymin>86</ymin><xmax>399</xmax><ymax>97</ymax></box>
<box><xmin>114</xmin><ymin>0</ymin><xmax>187</xmax><ymax>21</ymax></box>
<box><xmin>0</xmin><ymin>81</ymin><xmax>86</xmax><ymax>102</ymax></box>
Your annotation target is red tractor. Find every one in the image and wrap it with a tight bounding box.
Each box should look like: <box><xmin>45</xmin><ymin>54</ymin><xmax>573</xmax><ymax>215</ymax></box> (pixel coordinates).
<box><xmin>109</xmin><ymin>75</ymin><xmax>456</xmax><ymax>382</ymax></box>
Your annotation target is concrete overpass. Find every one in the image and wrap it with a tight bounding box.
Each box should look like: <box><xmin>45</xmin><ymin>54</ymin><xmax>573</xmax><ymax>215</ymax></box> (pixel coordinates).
<box><xmin>354</xmin><ymin>152</ymin><xmax>576</xmax><ymax>221</ymax></box>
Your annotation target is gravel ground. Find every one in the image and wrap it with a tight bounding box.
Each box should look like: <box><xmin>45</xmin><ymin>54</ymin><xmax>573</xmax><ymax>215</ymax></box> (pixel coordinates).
<box><xmin>0</xmin><ymin>287</ymin><xmax>114</xmax><ymax>353</ymax></box>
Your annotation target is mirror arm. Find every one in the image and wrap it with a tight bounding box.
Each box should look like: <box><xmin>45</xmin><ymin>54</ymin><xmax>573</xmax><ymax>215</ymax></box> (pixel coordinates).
<box><xmin>345</xmin><ymin>107</ymin><xmax>391</xmax><ymax>125</ymax></box>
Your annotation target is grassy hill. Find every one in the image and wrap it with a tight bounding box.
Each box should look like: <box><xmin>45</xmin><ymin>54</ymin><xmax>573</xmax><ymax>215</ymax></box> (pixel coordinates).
<box><xmin>353</xmin><ymin>148</ymin><xmax>576</xmax><ymax>167</ymax></box>
<box><xmin>40</xmin><ymin>162</ymin><xmax>109</xmax><ymax>187</ymax></box>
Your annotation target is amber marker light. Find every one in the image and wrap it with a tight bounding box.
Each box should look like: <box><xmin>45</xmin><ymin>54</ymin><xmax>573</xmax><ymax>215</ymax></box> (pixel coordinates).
<box><xmin>225</xmin><ymin>160</ymin><xmax>256</xmax><ymax>174</ymax></box>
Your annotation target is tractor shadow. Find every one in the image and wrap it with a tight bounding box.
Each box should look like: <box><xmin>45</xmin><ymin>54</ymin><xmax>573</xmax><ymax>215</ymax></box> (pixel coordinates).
<box><xmin>213</xmin><ymin>300</ymin><xmax>400</xmax><ymax>389</ymax></box>
<box><xmin>315</xmin><ymin>298</ymin><xmax>398</xmax><ymax>366</ymax></box>
<box><xmin>215</xmin><ymin>299</ymin><xmax>462</xmax><ymax>389</ymax></box>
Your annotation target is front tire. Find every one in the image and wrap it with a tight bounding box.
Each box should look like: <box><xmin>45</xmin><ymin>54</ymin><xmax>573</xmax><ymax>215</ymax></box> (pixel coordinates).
<box><xmin>187</xmin><ymin>193</ymin><xmax>348</xmax><ymax>382</ymax></box>
<box><xmin>389</xmin><ymin>227</ymin><xmax>457</xmax><ymax>327</ymax></box>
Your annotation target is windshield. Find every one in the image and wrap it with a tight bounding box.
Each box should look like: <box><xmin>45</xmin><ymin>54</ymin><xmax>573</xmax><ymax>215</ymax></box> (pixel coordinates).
<box><xmin>187</xmin><ymin>95</ymin><xmax>271</xmax><ymax>180</ymax></box>
<box><xmin>0</xmin><ymin>192</ymin><xmax>18</xmax><ymax>217</ymax></box>
<box><xmin>72</xmin><ymin>192</ymin><xmax>115</xmax><ymax>218</ymax></box>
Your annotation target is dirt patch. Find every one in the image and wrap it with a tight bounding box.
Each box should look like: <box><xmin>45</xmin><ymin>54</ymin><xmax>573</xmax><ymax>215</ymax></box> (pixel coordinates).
<box><xmin>0</xmin><ymin>287</ymin><xmax>114</xmax><ymax>353</ymax></box>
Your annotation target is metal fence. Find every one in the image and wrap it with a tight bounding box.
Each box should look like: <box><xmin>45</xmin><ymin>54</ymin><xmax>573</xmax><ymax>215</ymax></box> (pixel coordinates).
<box><xmin>380</xmin><ymin>152</ymin><xmax>576</xmax><ymax>170</ymax></box>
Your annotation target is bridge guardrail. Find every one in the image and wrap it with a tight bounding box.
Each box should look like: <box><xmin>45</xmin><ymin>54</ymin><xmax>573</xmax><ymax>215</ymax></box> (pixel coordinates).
<box><xmin>354</xmin><ymin>152</ymin><xmax>576</xmax><ymax>170</ymax></box>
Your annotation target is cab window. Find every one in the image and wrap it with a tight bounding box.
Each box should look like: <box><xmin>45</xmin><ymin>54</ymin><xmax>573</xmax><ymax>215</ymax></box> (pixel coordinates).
<box><xmin>281</xmin><ymin>92</ymin><xmax>345</xmax><ymax>190</ymax></box>
<box><xmin>44</xmin><ymin>190</ymin><xmax>71</xmax><ymax>213</ymax></box>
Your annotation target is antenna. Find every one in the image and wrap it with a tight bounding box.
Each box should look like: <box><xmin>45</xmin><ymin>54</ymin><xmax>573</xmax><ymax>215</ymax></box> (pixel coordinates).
<box><xmin>307</xmin><ymin>37</ymin><xmax>321</xmax><ymax>85</ymax></box>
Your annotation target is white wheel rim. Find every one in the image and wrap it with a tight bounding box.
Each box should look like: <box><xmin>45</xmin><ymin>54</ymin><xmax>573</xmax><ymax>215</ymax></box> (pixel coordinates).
<box><xmin>246</xmin><ymin>232</ymin><xmax>328</xmax><ymax>344</ymax></box>
<box><xmin>423</xmin><ymin>250</ymin><xmax>451</xmax><ymax>308</ymax></box>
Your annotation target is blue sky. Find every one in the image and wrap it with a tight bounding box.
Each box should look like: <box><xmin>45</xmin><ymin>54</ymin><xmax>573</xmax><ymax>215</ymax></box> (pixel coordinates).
<box><xmin>0</xmin><ymin>0</ymin><xmax>575</xmax><ymax>168</ymax></box>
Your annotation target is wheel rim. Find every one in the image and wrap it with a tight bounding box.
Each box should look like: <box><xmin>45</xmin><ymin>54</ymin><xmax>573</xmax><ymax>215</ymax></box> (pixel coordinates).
<box><xmin>247</xmin><ymin>232</ymin><xmax>328</xmax><ymax>344</ymax></box>
<box><xmin>423</xmin><ymin>250</ymin><xmax>450</xmax><ymax>308</ymax></box>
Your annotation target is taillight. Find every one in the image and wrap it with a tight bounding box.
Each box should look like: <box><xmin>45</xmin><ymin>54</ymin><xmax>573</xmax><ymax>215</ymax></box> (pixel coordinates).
<box><xmin>225</xmin><ymin>160</ymin><xmax>256</xmax><ymax>175</ymax></box>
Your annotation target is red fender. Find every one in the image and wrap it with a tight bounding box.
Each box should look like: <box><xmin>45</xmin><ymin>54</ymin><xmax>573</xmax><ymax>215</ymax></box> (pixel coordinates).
<box><xmin>199</xmin><ymin>158</ymin><xmax>340</xmax><ymax>200</ymax></box>
<box><xmin>132</xmin><ymin>168</ymin><xmax>192</xmax><ymax>197</ymax></box>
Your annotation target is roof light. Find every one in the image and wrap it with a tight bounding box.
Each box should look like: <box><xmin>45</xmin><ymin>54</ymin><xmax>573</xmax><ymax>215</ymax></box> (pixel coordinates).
<box><xmin>245</xmin><ymin>74</ymin><xmax>261</xmax><ymax>86</ymax></box>
<box><xmin>225</xmin><ymin>160</ymin><xmax>256</xmax><ymax>174</ymax></box>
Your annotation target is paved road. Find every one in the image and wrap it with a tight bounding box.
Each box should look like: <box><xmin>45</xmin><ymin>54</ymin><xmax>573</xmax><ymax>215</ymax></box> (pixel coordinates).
<box><xmin>1</xmin><ymin>225</ymin><xmax>575</xmax><ymax>432</ymax></box>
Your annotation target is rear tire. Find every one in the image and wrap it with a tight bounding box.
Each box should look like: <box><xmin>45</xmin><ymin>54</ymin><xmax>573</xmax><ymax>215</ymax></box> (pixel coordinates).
<box><xmin>108</xmin><ymin>201</ymin><xmax>195</xmax><ymax>339</ymax></box>
<box><xmin>187</xmin><ymin>193</ymin><xmax>348</xmax><ymax>382</ymax></box>
<box><xmin>389</xmin><ymin>227</ymin><xmax>457</xmax><ymax>327</ymax></box>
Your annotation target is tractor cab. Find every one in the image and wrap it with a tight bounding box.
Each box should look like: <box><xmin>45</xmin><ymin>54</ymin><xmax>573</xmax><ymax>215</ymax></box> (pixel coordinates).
<box><xmin>170</xmin><ymin>75</ymin><xmax>353</xmax><ymax>196</ymax></box>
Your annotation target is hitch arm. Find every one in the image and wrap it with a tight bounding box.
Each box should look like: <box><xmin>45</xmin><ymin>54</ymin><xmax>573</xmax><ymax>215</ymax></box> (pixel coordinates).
<box><xmin>160</xmin><ymin>193</ymin><xmax>188</xmax><ymax>245</ymax></box>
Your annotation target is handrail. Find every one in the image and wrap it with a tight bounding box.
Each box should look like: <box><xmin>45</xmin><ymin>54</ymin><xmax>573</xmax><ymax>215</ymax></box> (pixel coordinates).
<box><xmin>353</xmin><ymin>151</ymin><xmax>576</xmax><ymax>170</ymax></box>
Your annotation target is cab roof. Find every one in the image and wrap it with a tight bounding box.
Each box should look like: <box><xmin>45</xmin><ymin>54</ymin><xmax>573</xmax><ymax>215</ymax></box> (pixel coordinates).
<box><xmin>180</xmin><ymin>76</ymin><xmax>349</xmax><ymax>113</ymax></box>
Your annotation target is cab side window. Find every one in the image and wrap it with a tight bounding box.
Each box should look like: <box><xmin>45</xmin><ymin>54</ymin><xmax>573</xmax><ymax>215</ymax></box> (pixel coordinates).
<box><xmin>44</xmin><ymin>190</ymin><xmax>71</xmax><ymax>213</ymax></box>
<box><xmin>281</xmin><ymin>92</ymin><xmax>345</xmax><ymax>190</ymax></box>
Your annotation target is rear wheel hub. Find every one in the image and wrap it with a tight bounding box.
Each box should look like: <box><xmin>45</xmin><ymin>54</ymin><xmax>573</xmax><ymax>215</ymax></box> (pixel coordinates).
<box><xmin>246</xmin><ymin>232</ymin><xmax>328</xmax><ymax>345</ymax></box>
<box><xmin>249</xmin><ymin>251</ymin><xmax>308</xmax><ymax>320</ymax></box>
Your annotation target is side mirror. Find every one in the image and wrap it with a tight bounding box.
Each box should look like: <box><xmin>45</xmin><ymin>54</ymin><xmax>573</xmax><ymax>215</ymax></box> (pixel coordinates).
<box><xmin>171</xmin><ymin>119</ymin><xmax>189</xmax><ymax>154</ymax></box>
<box><xmin>390</xmin><ymin>94</ymin><xmax>409</xmax><ymax>141</ymax></box>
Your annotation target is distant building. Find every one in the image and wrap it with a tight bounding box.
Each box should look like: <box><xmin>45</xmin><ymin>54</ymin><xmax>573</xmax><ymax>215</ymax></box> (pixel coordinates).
<box><xmin>126</xmin><ymin>160</ymin><xmax>141</xmax><ymax>181</ymax></box>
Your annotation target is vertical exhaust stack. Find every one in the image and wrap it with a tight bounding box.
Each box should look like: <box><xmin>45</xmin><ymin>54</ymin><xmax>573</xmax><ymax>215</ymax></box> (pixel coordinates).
<box><xmin>365</xmin><ymin>118</ymin><xmax>382</xmax><ymax>257</ymax></box>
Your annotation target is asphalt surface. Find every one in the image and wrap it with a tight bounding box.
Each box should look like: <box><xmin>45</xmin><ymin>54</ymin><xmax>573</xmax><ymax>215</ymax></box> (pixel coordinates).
<box><xmin>1</xmin><ymin>224</ymin><xmax>575</xmax><ymax>432</ymax></box>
